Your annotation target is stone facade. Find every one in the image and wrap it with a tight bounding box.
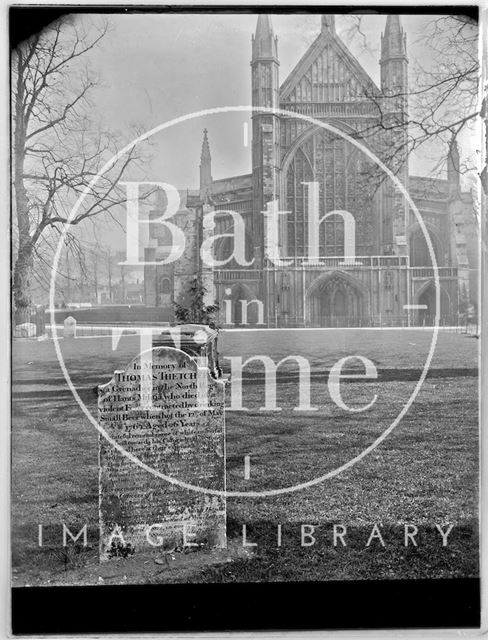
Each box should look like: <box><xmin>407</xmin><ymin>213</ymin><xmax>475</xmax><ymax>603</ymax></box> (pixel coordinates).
<box><xmin>144</xmin><ymin>14</ymin><xmax>479</xmax><ymax>327</ymax></box>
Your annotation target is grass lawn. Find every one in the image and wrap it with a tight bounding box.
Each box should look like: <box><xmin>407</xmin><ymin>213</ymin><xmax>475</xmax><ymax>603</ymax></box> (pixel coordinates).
<box><xmin>11</xmin><ymin>329</ymin><xmax>479</xmax><ymax>585</ymax></box>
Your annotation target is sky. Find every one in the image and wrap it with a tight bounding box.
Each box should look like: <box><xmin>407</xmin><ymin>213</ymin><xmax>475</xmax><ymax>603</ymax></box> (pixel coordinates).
<box><xmin>74</xmin><ymin>11</ymin><xmax>479</xmax><ymax>192</ymax></box>
<box><xmin>35</xmin><ymin>10</ymin><xmax>478</xmax><ymax>259</ymax></box>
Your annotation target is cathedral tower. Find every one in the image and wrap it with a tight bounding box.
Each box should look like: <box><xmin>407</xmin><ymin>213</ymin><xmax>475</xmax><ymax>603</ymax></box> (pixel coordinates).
<box><xmin>447</xmin><ymin>135</ymin><xmax>470</xmax><ymax>306</ymax></box>
<box><xmin>251</xmin><ymin>14</ymin><xmax>280</xmax><ymax>266</ymax></box>
<box><xmin>380</xmin><ymin>15</ymin><xmax>409</xmax><ymax>253</ymax></box>
<box><xmin>447</xmin><ymin>134</ymin><xmax>461</xmax><ymax>201</ymax></box>
<box><xmin>380</xmin><ymin>15</ymin><xmax>408</xmax><ymax>116</ymax></box>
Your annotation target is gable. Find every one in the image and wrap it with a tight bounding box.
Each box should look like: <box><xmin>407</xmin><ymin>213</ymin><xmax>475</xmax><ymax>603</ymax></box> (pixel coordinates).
<box><xmin>280</xmin><ymin>31</ymin><xmax>379</xmax><ymax>104</ymax></box>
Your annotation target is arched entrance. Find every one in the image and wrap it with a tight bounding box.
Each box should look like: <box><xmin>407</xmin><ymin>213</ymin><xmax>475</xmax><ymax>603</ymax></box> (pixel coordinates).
<box><xmin>306</xmin><ymin>272</ymin><xmax>366</xmax><ymax>327</ymax></box>
<box><xmin>416</xmin><ymin>281</ymin><xmax>451</xmax><ymax>325</ymax></box>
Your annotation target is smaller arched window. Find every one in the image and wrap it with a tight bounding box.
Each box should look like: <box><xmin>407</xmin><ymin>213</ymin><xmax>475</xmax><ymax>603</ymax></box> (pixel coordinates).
<box><xmin>409</xmin><ymin>227</ymin><xmax>444</xmax><ymax>267</ymax></box>
<box><xmin>160</xmin><ymin>277</ymin><xmax>171</xmax><ymax>295</ymax></box>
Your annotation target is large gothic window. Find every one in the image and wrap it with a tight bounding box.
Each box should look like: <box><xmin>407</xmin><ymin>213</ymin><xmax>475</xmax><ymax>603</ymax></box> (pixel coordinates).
<box><xmin>284</xmin><ymin>129</ymin><xmax>376</xmax><ymax>258</ymax></box>
<box><xmin>286</xmin><ymin>144</ymin><xmax>313</xmax><ymax>256</ymax></box>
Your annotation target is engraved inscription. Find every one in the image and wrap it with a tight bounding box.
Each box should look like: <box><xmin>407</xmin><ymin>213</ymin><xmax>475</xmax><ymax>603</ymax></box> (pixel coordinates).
<box><xmin>98</xmin><ymin>347</ymin><xmax>226</xmax><ymax>561</ymax></box>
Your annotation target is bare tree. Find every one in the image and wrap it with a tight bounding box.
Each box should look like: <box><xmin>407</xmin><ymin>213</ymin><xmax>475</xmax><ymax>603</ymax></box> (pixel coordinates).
<box><xmin>11</xmin><ymin>16</ymin><xmax>141</xmax><ymax>322</ymax></box>
<box><xmin>341</xmin><ymin>14</ymin><xmax>480</xmax><ymax>184</ymax></box>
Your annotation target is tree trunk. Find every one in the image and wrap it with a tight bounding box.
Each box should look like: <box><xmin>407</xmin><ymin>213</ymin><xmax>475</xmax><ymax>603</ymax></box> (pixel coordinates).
<box><xmin>13</xmin><ymin>49</ymin><xmax>33</xmax><ymax>322</ymax></box>
<box><xmin>107</xmin><ymin>250</ymin><xmax>112</xmax><ymax>302</ymax></box>
<box><xmin>13</xmin><ymin>243</ymin><xmax>34</xmax><ymax>324</ymax></box>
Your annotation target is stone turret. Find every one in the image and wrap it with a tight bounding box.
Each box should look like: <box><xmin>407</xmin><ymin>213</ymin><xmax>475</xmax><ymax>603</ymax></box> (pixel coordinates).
<box><xmin>199</xmin><ymin>128</ymin><xmax>212</xmax><ymax>202</ymax></box>
<box><xmin>380</xmin><ymin>15</ymin><xmax>409</xmax><ymax>254</ymax></box>
<box><xmin>251</xmin><ymin>14</ymin><xmax>280</xmax><ymax>266</ymax></box>
<box><xmin>447</xmin><ymin>135</ymin><xmax>461</xmax><ymax>200</ymax></box>
<box><xmin>380</xmin><ymin>15</ymin><xmax>408</xmax><ymax>117</ymax></box>
<box><xmin>252</xmin><ymin>14</ymin><xmax>278</xmax><ymax>60</ymax></box>
<box><xmin>321</xmin><ymin>14</ymin><xmax>335</xmax><ymax>35</ymax></box>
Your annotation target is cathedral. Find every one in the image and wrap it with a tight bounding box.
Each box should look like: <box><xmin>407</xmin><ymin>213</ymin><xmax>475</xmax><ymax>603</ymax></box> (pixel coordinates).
<box><xmin>144</xmin><ymin>14</ymin><xmax>478</xmax><ymax>327</ymax></box>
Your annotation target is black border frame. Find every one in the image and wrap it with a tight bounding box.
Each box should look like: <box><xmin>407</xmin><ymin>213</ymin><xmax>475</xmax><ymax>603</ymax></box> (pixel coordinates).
<box><xmin>9</xmin><ymin>4</ymin><xmax>479</xmax><ymax>49</ymax></box>
<box><xmin>12</xmin><ymin>579</ymin><xmax>481</xmax><ymax>634</ymax></box>
<box><xmin>9</xmin><ymin>4</ymin><xmax>481</xmax><ymax>634</ymax></box>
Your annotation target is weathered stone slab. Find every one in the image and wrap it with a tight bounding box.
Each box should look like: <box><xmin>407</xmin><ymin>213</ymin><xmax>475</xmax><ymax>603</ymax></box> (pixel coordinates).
<box><xmin>98</xmin><ymin>346</ymin><xmax>226</xmax><ymax>561</ymax></box>
<box><xmin>63</xmin><ymin>316</ymin><xmax>76</xmax><ymax>338</ymax></box>
<box><xmin>13</xmin><ymin>322</ymin><xmax>36</xmax><ymax>338</ymax></box>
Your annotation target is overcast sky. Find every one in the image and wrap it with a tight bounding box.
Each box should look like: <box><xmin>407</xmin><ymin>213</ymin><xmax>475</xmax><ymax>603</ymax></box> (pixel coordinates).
<box><xmin>75</xmin><ymin>11</ymin><xmax>479</xmax><ymax>191</ymax></box>
<box><xmin>40</xmin><ymin>10</ymin><xmax>477</xmax><ymax>259</ymax></box>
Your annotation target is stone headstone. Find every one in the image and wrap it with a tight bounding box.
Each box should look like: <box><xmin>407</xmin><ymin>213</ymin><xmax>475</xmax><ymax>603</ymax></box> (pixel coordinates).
<box><xmin>64</xmin><ymin>316</ymin><xmax>76</xmax><ymax>338</ymax></box>
<box><xmin>152</xmin><ymin>324</ymin><xmax>222</xmax><ymax>378</ymax></box>
<box><xmin>13</xmin><ymin>322</ymin><xmax>36</xmax><ymax>338</ymax></box>
<box><xmin>98</xmin><ymin>345</ymin><xmax>226</xmax><ymax>561</ymax></box>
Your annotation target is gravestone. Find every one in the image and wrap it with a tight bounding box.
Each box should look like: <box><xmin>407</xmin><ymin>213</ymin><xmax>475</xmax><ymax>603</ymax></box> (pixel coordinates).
<box><xmin>13</xmin><ymin>322</ymin><xmax>36</xmax><ymax>338</ymax></box>
<box><xmin>63</xmin><ymin>316</ymin><xmax>76</xmax><ymax>339</ymax></box>
<box><xmin>152</xmin><ymin>324</ymin><xmax>222</xmax><ymax>378</ymax></box>
<box><xmin>98</xmin><ymin>335</ymin><xmax>226</xmax><ymax>561</ymax></box>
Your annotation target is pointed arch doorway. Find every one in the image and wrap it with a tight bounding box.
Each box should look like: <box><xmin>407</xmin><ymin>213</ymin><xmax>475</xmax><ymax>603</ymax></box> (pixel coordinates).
<box><xmin>416</xmin><ymin>280</ymin><xmax>451</xmax><ymax>325</ymax></box>
<box><xmin>306</xmin><ymin>272</ymin><xmax>366</xmax><ymax>327</ymax></box>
